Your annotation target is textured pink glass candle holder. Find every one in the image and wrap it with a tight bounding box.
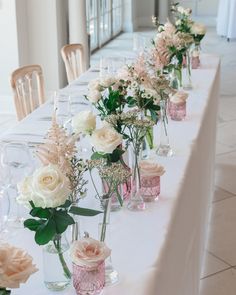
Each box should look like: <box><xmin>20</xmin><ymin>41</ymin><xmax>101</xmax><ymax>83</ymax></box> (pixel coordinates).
<box><xmin>191</xmin><ymin>56</ymin><xmax>200</xmax><ymax>69</ymax></box>
<box><xmin>73</xmin><ymin>262</ymin><xmax>105</xmax><ymax>295</ymax></box>
<box><xmin>169</xmin><ymin>101</ymin><xmax>186</xmax><ymax>121</ymax></box>
<box><xmin>140</xmin><ymin>175</ymin><xmax>160</xmax><ymax>202</ymax></box>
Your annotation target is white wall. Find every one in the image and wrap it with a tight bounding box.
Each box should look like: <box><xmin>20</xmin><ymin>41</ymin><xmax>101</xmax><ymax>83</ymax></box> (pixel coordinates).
<box><xmin>25</xmin><ymin>0</ymin><xmax>67</xmax><ymax>92</ymax></box>
<box><xmin>178</xmin><ymin>0</ymin><xmax>219</xmax><ymax>16</ymax></box>
<box><xmin>0</xmin><ymin>0</ymin><xmax>19</xmax><ymax>113</ymax></box>
<box><xmin>135</xmin><ymin>0</ymin><xmax>155</xmax><ymax>27</ymax></box>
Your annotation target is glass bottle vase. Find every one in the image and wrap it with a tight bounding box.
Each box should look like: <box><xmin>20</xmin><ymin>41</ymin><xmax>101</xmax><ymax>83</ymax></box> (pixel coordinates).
<box><xmin>156</xmin><ymin>100</ymin><xmax>173</xmax><ymax>157</ymax></box>
<box><xmin>127</xmin><ymin>145</ymin><xmax>146</xmax><ymax>211</ymax></box>
<box><xmin>43</xmin><ymin>233</ymin><xmax>71</xmax><ymax>291</ymax></box>
<box><xmin>98</xmin><ymin>198</ymin><xmax>119</xmax><ymax>286</ymax></box>
<box><xmin>182</xmin><ymin>49</ymin><xmax>193</xmax><ymax>90</ymax></box>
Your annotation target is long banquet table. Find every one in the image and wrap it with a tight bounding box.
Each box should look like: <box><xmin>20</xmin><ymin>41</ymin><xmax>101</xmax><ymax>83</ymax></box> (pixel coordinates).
<box><xmin>1</xmin><ymin>54</ymin><xmax>220</xmax><ymax>295</ymax></box>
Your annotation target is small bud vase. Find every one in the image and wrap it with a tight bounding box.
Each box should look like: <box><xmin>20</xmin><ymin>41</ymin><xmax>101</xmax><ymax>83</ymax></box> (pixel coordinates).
<box><xmin>43</xmin><ymin>233</ymin><xmax>71</xmax><ymax>291</ymax></box>
<box><xmin>140</xmin><ymin>175</ymin><xmax>160</xmax><ymax>202</ymax></box>
<box><xmin>191</xmin><ymin>44</ymin><xmax>201</xmax><ymax>69</ymax></box>
<box><xmin>127</xmin><ymin>146</ymin><xmax>146</xmax><ymax>211</ymax></box>
<box><xmin>99</xmin><ymin>198</ymin><xmax>119</xmax><ymax>286</ymax></box>
<box><xmin>169</xmin><ymin>101</ymin><xmax>186</xmax><ymax>121</ymax></box>
<box><xmin>182</xmin><ymin>49</ymin><xmax>193</xmax><ymax>90</ymax></box>
<box><xmin>73</xmin><ymin>262</ymin><xmax>105</xmax><ymax>295</ymax></box>
<box><xmin>156</xmin><ymin>100</ymin><xmax>173</xmax><ymax>157</ymax></box>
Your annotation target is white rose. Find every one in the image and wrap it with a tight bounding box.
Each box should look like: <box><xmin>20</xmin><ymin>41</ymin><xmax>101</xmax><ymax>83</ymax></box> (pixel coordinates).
<box><xmin>139</xmin><ymin>160</ymin><xmax>165</xmax><ymax>177</ymax></box>
<box><xmin>177</xmin><ymin>6</ymin><xmax>185</xmax><ymax>14</ymax></box>
<box><xmin>169</xmin><ymin>91</ymin><xmax>189</xmax><ymax>104</ymax></box>
<box><xmin>72</xmin><ymin>110</ymin><xmax>96</xmax><ymax>135</ymax></box>
<box><xmin>184</xmin><ymin>8</ymin><xmax>192</xmax><ymax>15</ymax></box>
<box><xmin>100</xmin><ymin>75</ymin><xmax>117</xmax><ymax>88</ymax></box>
<box><xmin>88</xmin><ymin>79</ymin><xmax>101</xmax><ymax>91</ymax></box>
<box><xmin>91</xmin><ymin>126</ymin><xmax>122</xmax><ymax>154</ymax></box>
<box><xmin>87</xmin><ymin>90</ymin><xmax>102</xmax><ymax>103</ymax></box>
<box><xmin>71</xmin><ymin>238</ymin><xmax>111</xmax><ymax>268</ymax></box>
<box><xmin>17</xmin><ymin>164</ymin><xmax>71</xmax><ymax>208</ymax></box>
<box><xmin>191</xmin><ymin>23</ymin><xmax>206</xmax><ymax>35</ymax></box>
<box><xmin>176</xmin><ymin>19</ymin><xmax>181</xmax><ymax>26</ymax></box>
<box><xmin>0</xmin><ymin>244</ymin><xmax>37</xmax><ymax>289</ymax></box>
<box><xmin>117</xmin><ymin>66</ymin><xmax>131</xmax><ymax>81</ymax></box>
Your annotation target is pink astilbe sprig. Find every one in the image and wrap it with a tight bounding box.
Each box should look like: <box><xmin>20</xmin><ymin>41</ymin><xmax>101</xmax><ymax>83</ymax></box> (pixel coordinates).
<box><xmin>36</xmin><ymin>115</ymin><xmax>77</xmax><ymax>176</ymax></box>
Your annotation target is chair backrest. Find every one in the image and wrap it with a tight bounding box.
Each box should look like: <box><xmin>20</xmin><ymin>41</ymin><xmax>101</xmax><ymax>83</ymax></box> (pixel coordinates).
<box><xmin>10</xmin><ymin>65</ymin><xmax>45</xmax><ymax>121</ymax></box>
<box><xmin>61</xmin><ymin>44</ymin><xmax>85</xmax><ymax>83</ymax></box>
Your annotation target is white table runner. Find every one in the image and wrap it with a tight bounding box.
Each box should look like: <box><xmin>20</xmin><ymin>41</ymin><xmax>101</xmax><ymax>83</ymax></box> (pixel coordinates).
<box><xmin>1</xmin><ymin>54</ymin><xmax>220</xmax><ymax>295</ymax></box>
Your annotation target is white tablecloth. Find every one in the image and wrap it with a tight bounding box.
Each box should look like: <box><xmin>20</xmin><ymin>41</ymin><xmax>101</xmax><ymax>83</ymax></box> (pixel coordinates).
<box><xmin>0</xmin><ymin>54</ymin><xmax>220</xmax><ymax>295</ymax></box>
<box><xmin>217</xmin><ymin>0</ymin><xmax>236</xmax><ymax>39</ymax></box>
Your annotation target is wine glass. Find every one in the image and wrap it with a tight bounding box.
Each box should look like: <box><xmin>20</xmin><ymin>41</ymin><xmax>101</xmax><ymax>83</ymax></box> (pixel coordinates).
<box><xmin>0</xmin><ymin>142</ymin><xmax>34</xmax><ymax>227</ymax></box>
<box><xmin>0</xmin><ymin>165</ymin><xmax>10</xmax><ymax>240</ymax></box>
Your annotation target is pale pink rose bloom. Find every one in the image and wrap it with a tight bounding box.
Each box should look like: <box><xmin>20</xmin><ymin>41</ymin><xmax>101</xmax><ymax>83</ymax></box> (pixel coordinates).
<box><xmin>71</xmin><ymin>238</ymin><xmax>111</xmax><ymax>269</ymax></box>
<box><xmin>0</xmin><ymin>244</ymin><xmax>38</xmax><ymax>289</ymax></box>
<box><xmin>139</xmin><ymin>160</ymin><xmax>165</xmax><ymax>177</ymax></box>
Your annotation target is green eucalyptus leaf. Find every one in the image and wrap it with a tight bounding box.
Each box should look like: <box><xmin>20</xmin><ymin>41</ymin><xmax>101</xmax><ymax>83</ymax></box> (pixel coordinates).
<box><xmin>24</xmin><ymin>219</ymin><xmax>43</xmax><ymax>231</ymax></box>
<box><xmin>35</xmin><ymin>219</ymin><xmax>56</xmax><ymax>245</ymax></box>
<box><xmin>69</xmin><ymin>206</ymin><xmax>102</xmax><ymax>217</ymax></box>
<box><xmin>109</xmin><ymin>148</ymin><xmax>125</xmax><ymax>163</ymax></box>
<box><xmin>54</xmin><ymin>210</ymin><xmax>75</xmax><ymax>234</ymax></box>
<box><xmin>30</xmin><ymin>207</ymin><xmax>51</xmax><ymax>219</ymax></box>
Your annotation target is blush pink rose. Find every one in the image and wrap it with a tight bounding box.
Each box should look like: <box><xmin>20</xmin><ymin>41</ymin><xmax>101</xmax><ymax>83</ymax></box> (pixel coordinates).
<box><xmin>71</xmin><ymin>238</ymin><xmax>111</xmax><ymax>269</ymax></box>
<box><xmin>0</xmin><ymin>244</ymin><xmax>38</xmax><ymax>289</ymax></box>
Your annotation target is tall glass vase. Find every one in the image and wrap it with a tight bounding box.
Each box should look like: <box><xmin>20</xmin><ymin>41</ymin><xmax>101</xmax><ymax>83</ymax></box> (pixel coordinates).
<box><xmin>156</xmin><ymin>100</ymin><xmax>173</xmax><ymax>157</ymax></box>
<box><xmin>182</xmin><ymin>49</ymin><xmax>193</xmax><ymax>90</ymax></box>
<box><xmin>43</xmin><ymin>233</ymin><xmax>71</xmax><ymax>291</ymax></box>
<box><xmin>127</xmin><ymin>146</ymin><xmax>146</xmax><ymax>211</ymax></box>
<box><xmin>98</xmin><ymin>197</ymin><xmax>118</xmax><ymax>286</ymax></box>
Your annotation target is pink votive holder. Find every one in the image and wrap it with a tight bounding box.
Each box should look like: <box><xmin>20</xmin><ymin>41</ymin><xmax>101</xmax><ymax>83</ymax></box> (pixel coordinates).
<box><xmin>140</xmin><ymin>175</ymin><xmax>160</xmax><ymax>202</ymax></box>
<box><xmin>191</xmin><ymin>56</ymin><xmax>200</xmax><ymax>69</ymax></box>
<box><xmin>73</xmin><ymin>261</ymin><xmax>105</xmax><ymax>295</ymax></box>
<box><xmin>169</xmin><ymin>101</ymin><xmax>186</xmax><ymax>121</ymax></box>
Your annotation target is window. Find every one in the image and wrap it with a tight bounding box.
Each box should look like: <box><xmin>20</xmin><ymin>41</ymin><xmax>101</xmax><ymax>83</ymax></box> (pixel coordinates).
<box><xmin>86</xmin><ymin>0</ymin><xmax>123</xmax><ymax>51</ymax></box>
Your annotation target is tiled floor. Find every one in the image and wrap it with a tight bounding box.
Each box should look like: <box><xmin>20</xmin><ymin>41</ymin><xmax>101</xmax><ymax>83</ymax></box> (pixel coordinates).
<box><xmin>1</xmin><ymin>27</ymin><xmax>236</xmax><ymax>294</ymax></box>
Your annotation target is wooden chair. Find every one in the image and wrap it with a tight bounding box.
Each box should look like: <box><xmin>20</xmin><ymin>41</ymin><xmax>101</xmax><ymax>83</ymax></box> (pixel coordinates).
<box><xmin>61</xmin><ymin>44</ymin><xmax>85</xmax><ymax>83</ymax></box>
<box><xmin>10</xmin><ymin>65</ymin><xmax>45</xmax><ymax>121</ymax></box>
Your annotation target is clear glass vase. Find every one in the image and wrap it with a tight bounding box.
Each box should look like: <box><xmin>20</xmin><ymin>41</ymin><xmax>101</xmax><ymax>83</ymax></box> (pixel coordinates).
<box><xmin>73</xmin><ymin>262</ymin><xmax>105</xmax><ymax>295</ymax></box>
<box><xmin>191</xmin><ymin>44</ymin><xmax>201</xmax><ymax>69</ymax></box>
<box><xmin>182</xmin><ymin>49</ymin><xmax>193</xmax><ymax>90</ymax></box>
<box><xmin>98</xmin><ymin>198</ymin><xmax>119</xmax><ymax>286</ymax></box>
<box><xmin>156</xmin><ymin>100</ymin><xmax>173</xmax><ymax>157</ymax></box>
<box><xmin>127</xmin><ymin>146</ymin><xmax>146</xmax><ymax>211</ymax></box>
<box><xmin>43</xmin><ymin>233</ymin><xmax>71</xmax><ymax>291</ymax></box>
<box><xmin>169</xmin><ymin>67</ymin><xmax>181</xmax><ymax>90</ymax></box>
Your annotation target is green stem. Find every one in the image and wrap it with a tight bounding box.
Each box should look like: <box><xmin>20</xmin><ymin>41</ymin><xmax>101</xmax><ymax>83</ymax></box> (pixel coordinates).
<box><xmin>100</xmin><ymin>197</ymin><xmax>111</xmax><ymax>242</ymax></box>
<box><xmin>53</xmin><ymin>236</ymin><xmax>71</xmax><ymax>280</ymax></box>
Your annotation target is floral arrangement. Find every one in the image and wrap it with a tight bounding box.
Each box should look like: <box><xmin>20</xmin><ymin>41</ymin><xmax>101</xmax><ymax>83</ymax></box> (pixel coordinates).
<box><xmin>17</xmin><ymin>115</ymin><xmax>102</xmax><ymax>283</ymax></box>
<box><xmin>0</xmin><ymin>244</ymin><xmax>37</xmax><ymax>294</ymax></box>
<box><xmin>151</xmin><ymin>21</ymin><xmax>193</xmax><ymax>72</ymax></box>
<box><xmin>171</xmin><ymin>2</ymin><xmax>206</xmax><ymax>61</ymax></box>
